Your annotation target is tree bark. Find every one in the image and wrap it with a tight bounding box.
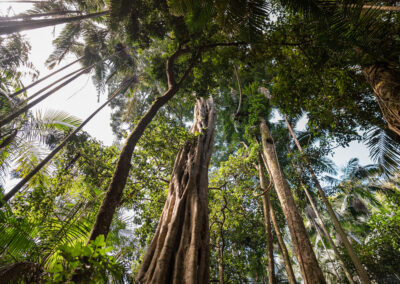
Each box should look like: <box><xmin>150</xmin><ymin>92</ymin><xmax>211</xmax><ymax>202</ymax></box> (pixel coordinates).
<box><xmin>136</xmin><ymin>97</ymin><xmax>216</xmax><ymax>284</ymax></box>
<box><xmin>257</xmin><ymin>155</ymin><xmax>276</xmax><ymax>284</ymax></box>
<box><xmin>0</xmin><ymin>11</ymin><xmax>109</xmax><ymax>35</ymax></box>
<box><xmin>363</xmin><ymin>64</ymin><xmax>400</xmax><ymax>137</ymax></box>
<box><xmin>283</xmin><ymin>114</ymin><xmax>371</xmax><ymax>284</ymax></box>
<box><xmin>259</xmin><ymin>117</ymin><xmax>325</xmax><ymax>284</ymax></box>
<box><xmin>1</xmin><ymin>76</ymin><xmax>135</xmax><ymax>203</ymax></box>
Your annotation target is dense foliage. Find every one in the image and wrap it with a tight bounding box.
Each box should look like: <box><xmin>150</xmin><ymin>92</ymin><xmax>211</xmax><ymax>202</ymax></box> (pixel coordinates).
<box><xmin>1</xmin><ymin>0</ymin><xmax>400</xmax><ymax>283</ymax></box>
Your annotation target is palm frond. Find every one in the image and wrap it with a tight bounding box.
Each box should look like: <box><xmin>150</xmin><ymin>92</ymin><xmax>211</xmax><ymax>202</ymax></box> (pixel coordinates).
<box><xmin>46</xmin><ymin>22</ymin><xmax>83</xmax><ymax>68</ymax></box>
<box><xmin>34</xmin><ymin>109</ymin><xmax>82</xmax><ymax>132</ymax></box>
<box><xmin>364</xmin><ymin>126</ymin><xmax>400</xmax><ymax>176</ymax></box>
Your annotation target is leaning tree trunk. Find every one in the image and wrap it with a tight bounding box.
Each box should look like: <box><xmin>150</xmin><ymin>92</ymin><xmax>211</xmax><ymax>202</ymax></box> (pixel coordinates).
<box><xmin>136</xmin><ymin>97</ymin><xmax>216</xmax><ymax>284</ymax></box>
<box><xmin>86</xmin><ymin>46</ymin><xmax>198</xmax><ymax>243</ymax></box>
<box><xmin>0</xmin><ymin>11</ymin><xmax>109</xmax><ymax>35</ymax></box>
<box><xmin>283</xmin><ymin>114</ymin><xmax>371</xmax><ymax>284</ymax></box>
<box><xmin>268</xmin><ymin>198</ymin><xmax>297</xmax><ymax>284</ymax></box>
<box><xmin>257</xmin><ymin>155</ymin><xmax>276</xmax><ymax>284</ymax></box>
<box><xmin>259</xmin><ymin>117</ymin><xmax>326</xmax><ymax>284</ymax></box>
<box><xmin>1</xmin><ymin>76</ymin><xmax>135</xmax><ymax>203</ymax></box>
<box><xmin>363</xmin><ymin>63</ymin><xmax>400</xmax><ymax>137</ymax></box>
<box><xmin>10</xmin><ymin>56</ymin><xmax>83</xmax><ymax>98</ymax></box>
<box><xmin>0</xmin><ymin>10</ymin><xmax>82</xmax><ymax>22</ymax></box>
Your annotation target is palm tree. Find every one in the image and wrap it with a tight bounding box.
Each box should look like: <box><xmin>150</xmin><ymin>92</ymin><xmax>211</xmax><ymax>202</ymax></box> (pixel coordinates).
<box><xmin>1</xmin><ymin>75</ymin><xmax>136</xmax><ymax>203</ymax></box>
<box><xmin>283</xmin><ymin>114</ymin><xmax>371</xmax><ymax>284</ymax></box>
<box><xmin>0</xmin><ymin>11</ymin><xmax>109</xmax><ymax>35</ymax></box>
<box><xmin>0</xmin><ymin>51</ymin><xmax>120</xmax><ymax>128</ymax></box>
<box><xmin>0</xmin><ymin>109</ymin><xmax>82</xmax><ymax>192</ymax></box>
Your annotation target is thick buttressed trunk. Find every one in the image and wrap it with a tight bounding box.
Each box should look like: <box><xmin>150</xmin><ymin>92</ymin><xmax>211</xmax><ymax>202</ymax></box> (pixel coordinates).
<box><xmin>363</xmin><ymin>63</ymin><xmax>400</xmax><ymax>137</ymax></box>
<box><xmin>259</xmin><ymin>118</ymin><xmax>325</xmax><ymax>284</ymax></box>
<box><xmin>136</xmin><ymin>97</ymin><xmax>216</xmax><ymax>284</ymax></box>
<box><xmin>257</xmin><ymin>156</ymin><xmax>276</xmax><ymax>284</ymax></box>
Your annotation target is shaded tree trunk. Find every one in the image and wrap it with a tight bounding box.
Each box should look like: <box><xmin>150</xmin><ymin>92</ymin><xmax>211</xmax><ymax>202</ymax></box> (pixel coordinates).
<box><xmin>1</xmin><ymin>76</ymin><xmax>135</xmax><ymax>203</ymax></box>
<box><xmin>0</xmin><ymin>11</ymin><xmax>109</xmax><ymax>35</ymax></box>
<box><xmin>363</xmin><ymin>63</ymin><xmax>400</xmax><ymax>137</ymax></box>
<box><xmin>283</xmin><ymin>114</ymin><xmax>371</xmax><ymax>284</ymax></box>
<box><xmin>216</xmin><ymin>235</ymin><xmax>224</xmax><ymax>284</ymax></box>
<box><xmin>304</xmin><ymin>189</ymin><xmax>354</xmax><ymax>283</ymax></box>
<box><xmin>257</xmin><ymin>155</ymin><xmax>276</xmax><ymax>284</ymax></box>
<box><xmin>0</xmin><ymin>129</ymin><xmax>17</xmax><ymax>149</ymax></box>
<box><xmin>136</xmin><ymin>97</ymin><xmax>216</xmax><ymax>283</ymax></box>
<box><xmin>268</xmin><ymin>199</ymin><xmax>297</xmax><ymax>284</ymax></box>
<box><xmin>259</xmin><ymin>117</ymin><xmax>325</xmax><ymax>284</ymax></box>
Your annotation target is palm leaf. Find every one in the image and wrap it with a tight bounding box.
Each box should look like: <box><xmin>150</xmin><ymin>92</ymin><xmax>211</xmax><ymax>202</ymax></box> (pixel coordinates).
<box><xmin>364</xmin><ymin>126</ymin><xmax>400</xmax><ymax>176</ymax></box>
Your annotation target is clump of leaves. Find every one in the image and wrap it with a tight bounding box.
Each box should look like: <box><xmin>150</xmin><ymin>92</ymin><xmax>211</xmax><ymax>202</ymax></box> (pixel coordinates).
<box><xmin>45</xmin><ymin>235</ymin><xmax>123</xmax><ymax>283</ymax></box>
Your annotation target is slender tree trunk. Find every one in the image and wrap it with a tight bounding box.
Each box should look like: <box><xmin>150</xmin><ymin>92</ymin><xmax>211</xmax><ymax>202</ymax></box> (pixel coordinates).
<box><xmin>0</xmin><ymin>51</ymin><xmax>117</xmax><ymax>127</ymax></box>
<box><xmin>0</xmin><ymin>129</ymin><xmax>17</xmax><ymax>149</ymax></box>
<box><xmin>362</xmin><ymin>63</ymin><xmax>400</xmax><ymax>137</ymax></box>
<box><xmin>259</xmin><ymin>117</ymin><xmax>325</xmax><ymax>284</ymax></box>
<box><xmin>0</xmin><ymin>11</ymin><xmax>109</xmax><ymax>35</ymax></box>
<box><xmin>269</xmin><ymin>197</ymin><xmax>297</xmax><ymax>284</ymax></box>
<box><xmin>136</xmin><ymin>97</ymin><xmax>216</xmax><ymax>283</ymax></box>
<box><xmin>308</xmin><ymin>216</ymin><xmax>341</xmax><ymax>280</ymax></box>
<box><xmin>86</xmin><ymin>47</ymin><xmax>198</xmax><ymax>243</ymax></box>
<box><xmin>1</xmin><ymin>76</ymin><xmax>135</xmax><ymax>203</ymax></box>
<box><xmin>0</xmin><ymin>10</ymin><xmax>82</xmax><ymax>22</ymax></box>
<box><xmin>257</xmin><ymin>155</ymin><xmax>276</xmax><ymax>284</ymax></box>
<box><xmin>283</xmin><ymin>115</ymin><xmax>371</xmax><ymax>284</ymax></box>
<box><xmin>304</xmin><ymin>189</ymin><xmax>354</xmax><ymax>283</ymax></box>
<box><xmin>0</xmin><ymin>69</ymin><xmax>87</xmax><ymax>128</ymax></box>
<box><xmin>216</xmin><ymin>235</ymin><xmax>224</xmax><ymax>284</ymax></box>
<box><xmin>360</xmin><ymin>4</ymin><xmax>400</xmax><ymax>11</ymax></box>
<box><xmin>10</xmin><ymin>57</ymin><xmax>83</xmax><ymax>98</ymax></box>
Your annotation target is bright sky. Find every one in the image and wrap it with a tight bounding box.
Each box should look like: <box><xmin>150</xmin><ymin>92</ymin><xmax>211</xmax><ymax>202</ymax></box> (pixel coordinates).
<box><xmin>1</xmin><ymin>2</ymin><xmax>115</xmax><ymax>146</ymax></box>
<box><xmin>1</xmin><ymin>3</ymin><xmax>373</xmax><ymax>176</ymax></box>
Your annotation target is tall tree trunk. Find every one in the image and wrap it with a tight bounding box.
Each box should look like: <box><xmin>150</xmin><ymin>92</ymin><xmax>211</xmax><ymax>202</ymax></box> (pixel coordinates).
<box><xmin>259</xmin><ymin>117</ymin><xmax>325</xmax><ymax>284</ymax></box>
<box><xmin>10</xmin><ymin>57</ymin><xmax>83</xmax><ymax>98</ymax></box>
<box><xmin>86</xmin><ymin>47</ymin><xmax>198</xmax><ymax>243</ymax></box>
<box><xmin>304</xmin><ymin>188</ymin><xmax>354</xmax><ymax>283</ymax></box>
<box><xmin>136</xmin><ymin>97</ymin><xmax>216</xmax><ymax>283</ymax></box>
<box><xmin>363</xmin><ymin>63</ymin><xmax>400</xmax><ymax>137</ymax></box>
<box><xmin>0</xmin><ymin>51</ymin><xmax>117</xmax><ymax>127</ymax></box>
<box><xmin>0</xmin><ymin>69</ymin><xmax>87</xmax><ymax>128</ymax></box>
<box><xmin>257</xmin><ymin>155</ymin><xmax>276</xmax><ymax>284</ymax></box>
<box><xmin>1</xmin><ymin>76</ymin><xmax>135</xmax><ymax>203</ymax></box>
<box><xmin>283</xmin><ymin>115</ymin><xmax>371</xmax><ymax>284</ymax></box>
<box><xmin>308</xmin><ymin>215</ymin><xmax>340</xmax><ymax>280</ymax></box>
<box><xmin>0</xmin><ymin>10</ymin><xmax>82</xmax><ymax>22</ymax></box>
<box><xmin>216</xmin><ymin>235</ymin><xmax>224</xmax><ymax>284</ymax></box>
<box><xmin>0</xmin><ymin>11</ymin><xmax>109</xmax><ymax>35</ymax></box>
<box><xmin>268</xmin><ymin>196</ymin><xmax>297</xmax><ymax>284</ymax></box>
<box><xmin>0</xmin><ymin>129</ymin><xmax>17</xmax><ymax>149</ymax></box>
